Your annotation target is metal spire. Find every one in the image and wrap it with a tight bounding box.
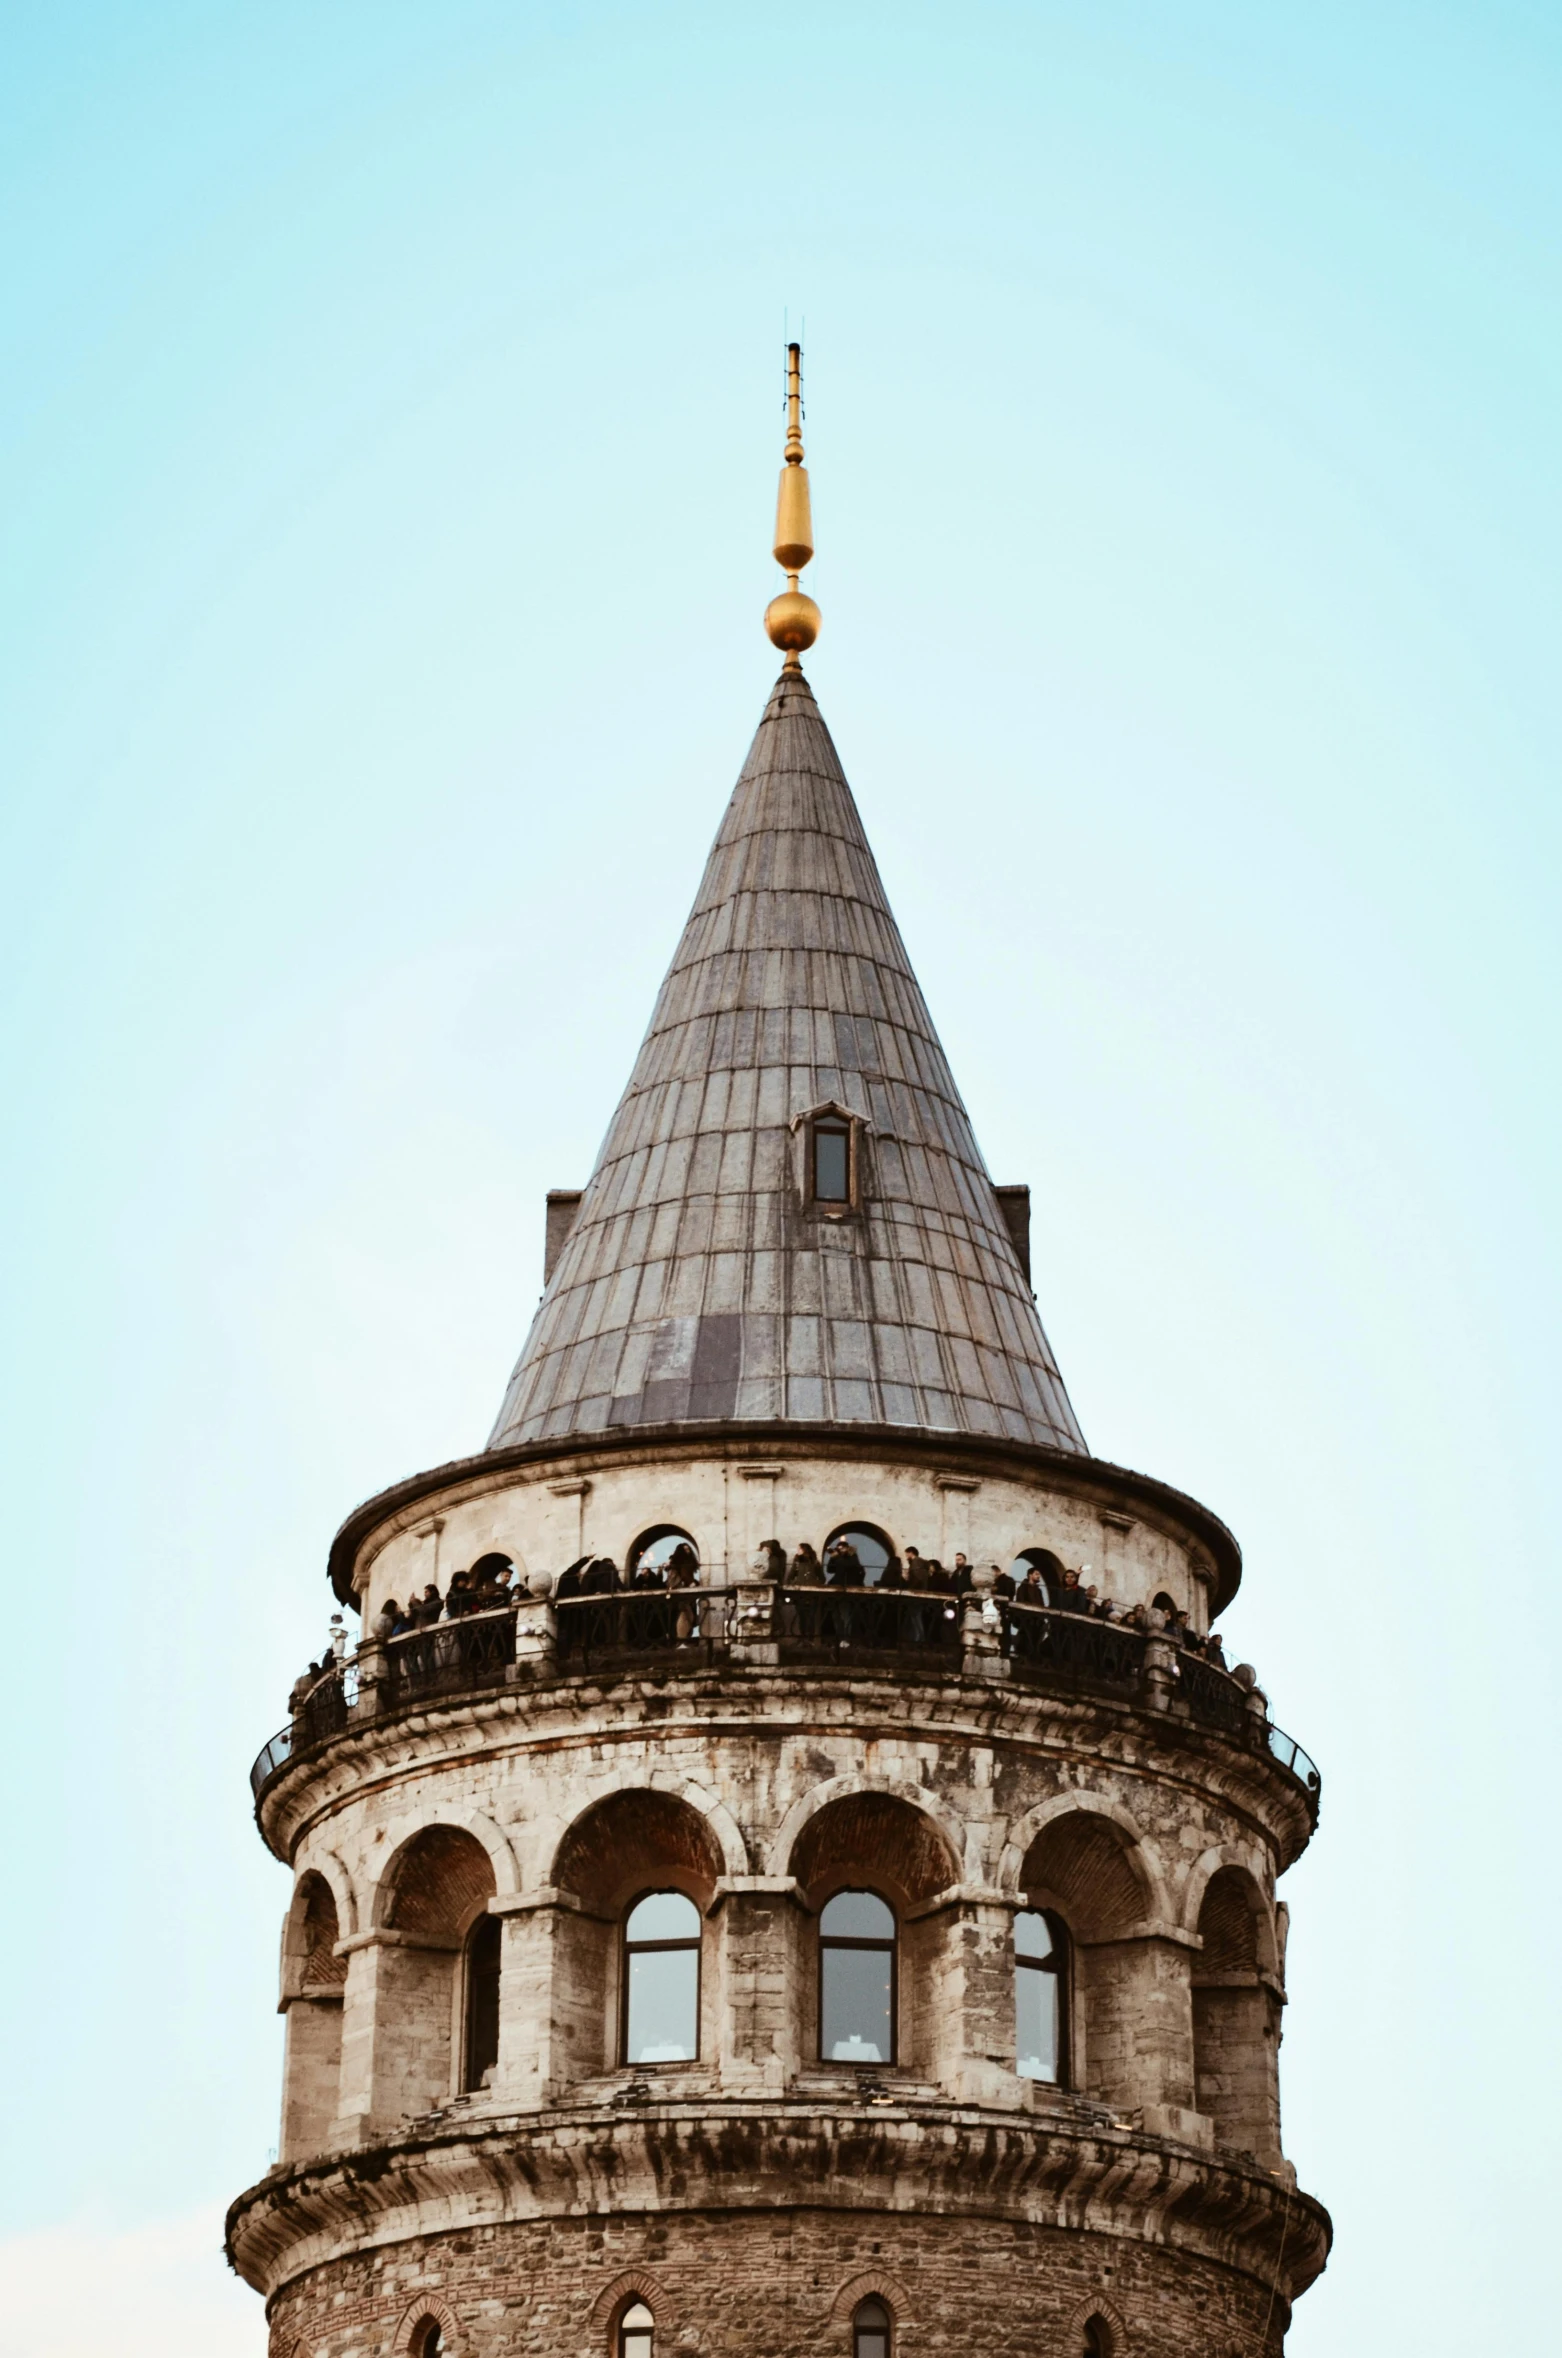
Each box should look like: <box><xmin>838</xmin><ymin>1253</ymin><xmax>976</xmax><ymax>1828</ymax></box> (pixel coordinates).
<box><xmin>764</xmin><ymin>342</ymin><xmax>820</xmax><ymax>671</ymax></box>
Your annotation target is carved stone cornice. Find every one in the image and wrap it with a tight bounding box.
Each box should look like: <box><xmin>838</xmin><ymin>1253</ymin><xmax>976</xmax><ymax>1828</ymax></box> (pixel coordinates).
<box><xmin>226</xmin><ymin>2101</ymin><xmax>1329</xmax><ymax>2306</ymax></box>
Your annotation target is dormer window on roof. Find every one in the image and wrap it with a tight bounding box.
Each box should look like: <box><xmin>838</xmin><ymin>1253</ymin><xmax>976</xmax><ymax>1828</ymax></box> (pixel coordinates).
<box><xmin>792</xmin><ymin>1100</ymin><xmax>867</xmax><ymax>1218</ymax></box>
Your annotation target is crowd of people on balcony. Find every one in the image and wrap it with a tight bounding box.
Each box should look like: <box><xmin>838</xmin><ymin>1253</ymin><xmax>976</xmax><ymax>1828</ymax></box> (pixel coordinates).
<box><xmin>287</xmin><ymin>1529</ymin><xmax>1234</xmax><ymax>1718</ymax></box>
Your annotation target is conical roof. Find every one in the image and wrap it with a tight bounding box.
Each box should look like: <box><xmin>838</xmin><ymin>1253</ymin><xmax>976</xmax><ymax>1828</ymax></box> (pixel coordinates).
<box><xmin>489</xmin><ymin>669</ymin><xmax>1086</xmax><ymax>1453</ymax></box>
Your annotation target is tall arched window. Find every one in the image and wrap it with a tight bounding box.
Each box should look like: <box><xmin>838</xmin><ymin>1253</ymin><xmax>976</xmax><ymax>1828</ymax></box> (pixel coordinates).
<box><xmin>819</xmin><ymin>1890</ymin><xmax>896</xmax><ymax>2063</ymax></box>
<box><xmin>412</xmin><ymin>2323</ymin><xmax>445</xmax><ymax>2358</ymax></box>
<box><xmin>618</xmin><ymin>2299</ymin><xmax>655</xmax><ymax>2357</ymax></box>
<box><xmin>853</xmin><ymin>2297</ymin><xmax>891</xmax><ymax>2357</ymax></box>
<box><xmin>462</xmin><ymin>1913</ymin><xmax>502</xmax><ymax>2091</ymax></box>
<box><xmin>1015</xmin><ymin>1908</ymin><xmax>1069</xmax><ymax>2084</ymax></box>
<box><xmin>622</xmin><ymin>1891</ymin><xmax>701</xmax><ymax>2064</ymax></box>
<box><xmin>1081</xmin><ymin>2316</ymin><xmax>1112</xmax><ymax>2358</ymax></box>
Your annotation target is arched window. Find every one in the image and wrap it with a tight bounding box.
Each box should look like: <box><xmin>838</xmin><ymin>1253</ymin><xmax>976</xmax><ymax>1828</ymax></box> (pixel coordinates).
<box><xmin>618</xmin><ymin>2302</ymin><xmax>654</xmax><ymax>2358</ymax></box>
<box><xmin>412</xmin><ymin>2323</ymin><xmax>445</xmax><ymax>2358</ymax></box>
<box><xmin>822</xmin><ymin>1523</ymin><xmax>893</xmax><ymax>1584</ymax></box>
<box><xmin>819</xmin><ymin>1890</ymin><xmax>896</xmax><ymax>2063</ymax></box>
<box><xmin>622</xmin><ymin>1891</ymin><xmax>701</xmax><ymax>2064</ymax></box>
<box><xmin>853</xmin><ymin>2297</ymin><xmax>891</xmax><ymax>2358</ymax></box>
<box><xmin>1015</xmin><ymin>1908</ymin><xmax>1069</xmax><ymax>2084</ymax></box>
<box><xmin>1081</xmin><ymin>2316</ymin><xmax>1112</xmax><ymax>2358</ymax></box>
<box><xmin>625</xmin><ymin>1526</ymin><xmax>700</xmax><ymax>1582</ymax></box>
<box><xmin>1011</xmin><ymin>1547</ymin><xmax>1065</xmax><ymax>1597</ymax></box>
<box><xmin>462</xmin><ymin>1913</ymin><xmax>502</xmax><ymax>2091</ymax></box>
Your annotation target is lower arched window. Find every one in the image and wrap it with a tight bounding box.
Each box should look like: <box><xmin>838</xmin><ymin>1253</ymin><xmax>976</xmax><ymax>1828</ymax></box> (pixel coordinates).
<box><xmin>619</xmin><ymin>2300</ymin><xmax>655</xmax><ymax>2357</ymax></box>
<box><xmin>819</xmin><ymin>1890</ymin><xmax>896</xmax><ymax>2063</ymax></box>
<box><xmin>1081</xmin><ymin>2317</ymin><xmax>1112</xmax><ymax>2358</ymax></box>
<box><xmin>853</xmin><ymin>2297</ymin><xmax>891</xmax><ymax>2357</ymax></box>
<box><xmin>463</xmin><ymin>1913</ymin><xmax>502</xmax><ymax>2090</ymax></box>
<box><xmin>412</xmin><ymin>2323</ymin><xmax>445</xmax><ymax>2358</ymax></box>
<box><xmin>1015</xmin><ymin>1908</ymin><xmax>1069</xmax><ymax>2084</ymax></box>
<box><xmin>622</xmin><ymin>1891</ymin><xmax>701</xmax><ymax>2064</ymax></box>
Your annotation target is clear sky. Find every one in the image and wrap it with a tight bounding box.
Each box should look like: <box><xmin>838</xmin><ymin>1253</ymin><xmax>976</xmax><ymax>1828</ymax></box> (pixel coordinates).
<box><xmin>1</xmin><ymin>5</ymin><xmax>1557</xmax><ymax>2351</ymax></box>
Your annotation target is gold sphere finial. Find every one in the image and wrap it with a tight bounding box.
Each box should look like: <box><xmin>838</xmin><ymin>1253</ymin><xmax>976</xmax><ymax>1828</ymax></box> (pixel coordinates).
<box><xmin>766</xmin><ymin>340</ymin><xmax>818</xmax><ymax>668</ymax></box>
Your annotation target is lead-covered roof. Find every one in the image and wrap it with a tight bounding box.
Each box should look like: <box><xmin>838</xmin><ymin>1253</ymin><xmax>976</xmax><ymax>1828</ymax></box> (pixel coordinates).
<box><xmin>488</xmin><ymin>668</ymin><xmax>1085</xmax><ymax>1453</ymax></box>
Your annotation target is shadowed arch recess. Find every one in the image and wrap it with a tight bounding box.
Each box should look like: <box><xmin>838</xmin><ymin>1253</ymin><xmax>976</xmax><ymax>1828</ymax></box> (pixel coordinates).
<box><xmin>553</xmin><ymin>1789</ymin><xmax>724</xmax><ymax>1916</ymax></box>
<box><xmin>791</xmin><ymin>1791</ymin><xmax>957</xmax><ymax>1911</ymax></box>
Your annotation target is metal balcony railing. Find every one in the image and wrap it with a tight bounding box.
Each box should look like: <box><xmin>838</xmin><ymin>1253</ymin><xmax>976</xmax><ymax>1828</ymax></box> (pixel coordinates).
<box><xmin>250</xmin><ymin>1587</ymin><xmax>1322</xmax><ymax>1827</ymax></box>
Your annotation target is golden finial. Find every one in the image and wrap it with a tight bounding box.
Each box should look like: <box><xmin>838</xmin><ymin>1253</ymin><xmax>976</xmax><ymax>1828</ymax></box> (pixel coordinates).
<box><xmin>764</xmin><ymin>341</ymin><xmax>820</xmax><ymax>671</ymax></box>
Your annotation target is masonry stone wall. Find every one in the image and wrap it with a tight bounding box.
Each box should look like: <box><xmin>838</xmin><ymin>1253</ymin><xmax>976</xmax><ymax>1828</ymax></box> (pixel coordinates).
<box><xmin>265</xmin><ymin>2206</ymin><xmax>1290</xmax><ymax>2358</ymax></box>
<box><xmin>349</xmin><ymin>1439</ymin><xmax>1226</xmax><ymax>1638</ymax></box>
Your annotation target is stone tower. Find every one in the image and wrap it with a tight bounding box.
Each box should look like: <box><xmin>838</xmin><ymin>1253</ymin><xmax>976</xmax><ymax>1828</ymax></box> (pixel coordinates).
<box><xmin>229</xmin><ymin>359</ymin><xmax>1329</xmax><ymax>2358</ymax></box>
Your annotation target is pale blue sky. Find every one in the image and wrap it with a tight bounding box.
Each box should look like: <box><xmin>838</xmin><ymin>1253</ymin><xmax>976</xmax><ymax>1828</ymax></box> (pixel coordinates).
<box><xmin>2</xmin><ymin>6</ymin><xmax>1558</xmax><ymax>2351</ymax></box>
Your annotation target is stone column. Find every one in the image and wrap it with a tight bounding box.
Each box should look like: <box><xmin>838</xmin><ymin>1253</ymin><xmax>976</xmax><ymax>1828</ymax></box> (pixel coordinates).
<box><xmin>278</xmin><ymin>1993</ymin><xmax>344</xmax><ymax>2161</ymax></box>
<box><xmin>1078</xmin><ymin>1930</ymin><xmax>1206</xmax><ymax>2144</ymax></box>
<box><xmin>917</xmin><ymin>1891</ymin><xmax>1025</xmax><ymax>2108</ymax></box>
<box><xmin>331</xmin><ymin>1927</ymin><xmax>459</xmax><ymax>2140</ymax></box>
<box><xmin>488</xmin><ymin>1889</ymin><xmax>614</xmax><ymax>2102</ymax></box>
<box><xmin>712</xmin><ymin>1877</ymin><xmax>801</xmax><ymax>2093</ymax></box>
<box><xmin>512</xmin><ymin>1591</ymin><xmax>557</xmax><ymax>1674</ymax></box>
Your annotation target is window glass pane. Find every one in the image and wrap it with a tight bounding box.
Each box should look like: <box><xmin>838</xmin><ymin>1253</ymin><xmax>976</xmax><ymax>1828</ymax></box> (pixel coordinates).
<box><xmin>622</xmin><ymin>2305</ymin><xmax>654</xmax><ymax>2326</ymax></box>
<box><xmin>626</xmin><ymin>1945</ymin><xmax>698</xmax><ymax>2062</ymax></box>
<box><xmin>856</xmin><ymin>2336</ymin><xmax>888</xmax><ymax>2358</ymax></box>
<box><xmin>814</xmin><ymin>1123</ymin><xmax>850</xmax><ymax>1200</ymax></box>
<box><xmin>855</xmin><ymin>2300</ymin><xmax>889</xmax><ymax>2325</ymax></box>
<box><xmin>1016</xmin><ymin>1959</ymin><xmax>1060</xmax><ymax>2081</ymax></box>
<box><xmin>623</xmin><ymin>2332</ymin><xmax>653</xmax><ymax>2358</ymax></box>
<box><xmin>822</xmin><ymin>1943</ymin><xmax>893</xmax><ymax>2061</ymax></box>
<box><xmin>626</xmin><ymin>1890</ymin><xmax>701</xmax><ymax>1942</ymax></box>
<box><xmin>1014</xmin><ymin>1908</ymin><xmax>1054</xmax><ymax>1961</ymax></box>
<box><xmin>820</xmin><ymin>1890</ymin><xmax>895</xmax><ymax>1939</ymax></box>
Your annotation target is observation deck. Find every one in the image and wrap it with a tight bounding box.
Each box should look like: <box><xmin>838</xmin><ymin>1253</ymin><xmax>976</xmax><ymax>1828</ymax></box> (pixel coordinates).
<box><xmin>252</xmin><ymin>1589</ymin><xmax>1320</xmax><ymax>1838</ymax></box>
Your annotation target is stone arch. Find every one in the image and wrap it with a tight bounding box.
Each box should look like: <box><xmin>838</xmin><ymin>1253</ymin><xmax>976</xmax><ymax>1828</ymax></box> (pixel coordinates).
<box><xmin>531</xmin><ymin>1772</ymin><xmax>748</xmax><ymax>1900</ymax></box>
<box><xmin>551</xmin><ymin>1787</ymin><xmax>727</xmax><ymax>1918</ymax></box>
<box><xmin>369</xmin><ymin>1807</ymin><xmax>519</xmax><ymax>1924</ymax></box>
<box><xmin>283</xmin><ymin>1869</ymin><xmax>348</xmax><ymax>1997</ymax></box>
<box><xmin>365</xmin><ymin>1828</ymin><xmax>501</xmax><ymax>2121</ymax></box>
<box><xmin>1000</xmin><ymin>1793</ymin><xmax>1170</xmax><ymax>1930</ymax></box>
<box><xmin>548</xmin><ymin>1788</ymin><xmax>728</xmax><ymax>2083</ymax></box>
<box><xmin>1192</xmin><ymin>1863</ymin><xmax>1283</xmax><ymax>2167</ymax></box>
<box><xmin>589</xmin><ymin>2270</ymin><xmax>665</xmax><ymax>2332</ymax></box>
<box><xmin>768</xmin><ymin>1773</ymin><xmax>974</xmax><ymax>1889</ymax></box>
<box><xmin>294</xmin><ymin>1846</ymin><xmax>357</xmax><ymax>1940</ymax></box>
<box><xmin>278</xmin><ymin>1868</ymin><xmax>347</xmax><ymax>2164</ymax></box>
<box><xmin>1066</xmin><ymin>2293</ymin><xmax>1130</xmax><ymax>2355</ymax></box>
<box><xmin>392</xmin><ymin>2293</ymin><xmax>463</xmax><ymax>2353</ymax></box>
<box><xmin>378</xmin><ymin>1826</ymin><xmax>500</xmax><ymax>1941</ymax></box>
<box><xmin>785</xmin><ymin>1786</ymin><xmax>961</xmax><ymax>2080</ymax></box>
<box><xmin>828</xmin><ymin>2268</ymin><xmax>912</xmax><ymax>2324</ymax></box>
<box><xmin>1181</xmin><ymin>1846</ymin><xmax>1279</xmax><ymax>1975</ymax></box>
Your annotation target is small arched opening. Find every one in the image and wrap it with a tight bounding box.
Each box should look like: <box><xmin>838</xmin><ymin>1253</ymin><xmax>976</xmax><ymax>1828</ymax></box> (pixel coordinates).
<box><xmin>617</xmin><ymin>2300</ymin><xmax>655</xmax><ymax>2358</ymax></box>
<box><xmin>1193</xmin><ymin>1866</ymin><xmax>1281</xmax><ymax>2164</ymax></box>
<box><xmin>853</xmin><ymin>2297</ymin><xmax>892</xmax><ymax>2358</ymax></box>
<box><xmin>462</xmin><ymin>1912</ymin><xmax>502</xmax><ymax>2091</ymax></box>
<box><xmin>1011</xmin><ymin>1546</ymin><xmax>1066</xmax><ymax>1599</ymax></box>
<box><xmin>626</xmin><ymin>1526</ymin><xmax>700</xmax><ymax>1583</ymax></box>
<box><xmin>1081</xmin><ymin>2316</ymin><xmax>1113</xmax><ymax>2358</ymax></box>
<box><xmin>822</xmin><ymin>1522</ymin><xmax>894</xmax><ymax>1584</ymax></box>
